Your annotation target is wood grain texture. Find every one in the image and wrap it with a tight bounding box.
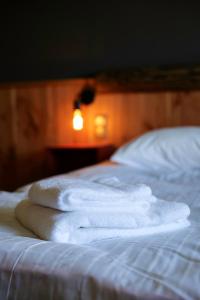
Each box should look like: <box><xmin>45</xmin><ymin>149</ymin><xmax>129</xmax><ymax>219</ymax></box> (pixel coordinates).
<box><xmin>1</xmin><ymin>79</ymin><xmax>200</xmax><ymax>190</ymax></box>
<box><xmin>0</xmin><ymin>88</ymin><xmax>17</xmax><ymax>190</ymax></box>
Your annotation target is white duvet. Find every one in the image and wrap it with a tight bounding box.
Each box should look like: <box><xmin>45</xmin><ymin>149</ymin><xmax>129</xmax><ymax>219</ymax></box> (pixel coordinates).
<box><xmin>0</xmin><ymin>164</ymin><xmax>200</xmax><ymax>300</ymax></box>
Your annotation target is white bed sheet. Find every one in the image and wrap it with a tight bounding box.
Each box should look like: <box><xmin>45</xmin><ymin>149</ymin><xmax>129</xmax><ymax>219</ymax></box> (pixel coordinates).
<box><xmin>0</xmin><ymin>164</ymin><xmax>200</xmax><ymax>300</ymax></box>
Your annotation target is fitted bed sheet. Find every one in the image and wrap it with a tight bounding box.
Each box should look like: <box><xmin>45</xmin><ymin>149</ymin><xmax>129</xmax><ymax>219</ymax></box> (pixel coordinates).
<box><xmin>0</xmin><ymin>163</ymin><xmax>200</xmax><ymax>300</ymax></box>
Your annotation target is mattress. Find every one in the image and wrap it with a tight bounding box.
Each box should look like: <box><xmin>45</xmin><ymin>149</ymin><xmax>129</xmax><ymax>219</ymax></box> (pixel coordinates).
<box><xmin>0</xmin><ymin>163</ymin><xmax>200</xmax><ymax>300</ymax></box>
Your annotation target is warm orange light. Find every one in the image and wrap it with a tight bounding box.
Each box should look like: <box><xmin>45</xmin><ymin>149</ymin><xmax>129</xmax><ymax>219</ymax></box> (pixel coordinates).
<box><xmin>94</xmin><ymin>115</ymin><xmax>107</xmax><ymax>138</ymax></box>
<box><xmin>73</xmin><ymin>109</ymin><xmax>83</xmax><ymax>131</ymax></box>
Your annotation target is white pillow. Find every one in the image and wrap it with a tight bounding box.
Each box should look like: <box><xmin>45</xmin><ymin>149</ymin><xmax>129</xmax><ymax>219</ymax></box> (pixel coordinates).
<box><xmin>111</xmin><ymin>127</ymin><xmax>200</xmax><ymax>175</ymax></box>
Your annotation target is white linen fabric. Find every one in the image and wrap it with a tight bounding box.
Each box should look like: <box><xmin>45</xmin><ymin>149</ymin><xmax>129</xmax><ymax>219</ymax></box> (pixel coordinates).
<box><xmin>0</xmin><ymin>164</ymin><xmax>200</xmax><ymax>299</ymax></box>
<box><xmin>0</xmin><ymin>191</ymin><xmax>35</xmax><ymax>239</ymax></box>
<box><xmin>28</xmin><ymin>177</ymin><xmax>154</xmax><ymax>211</ymax></box>
<box><xmin>15</xmin><ymin>198</ymin><xmax>190</xmax><ymax>244</ymax></box>
<box><xmin>111</xmin><ymin>126</ymin><xmax>200</xmax><ymax>175</ymax></box>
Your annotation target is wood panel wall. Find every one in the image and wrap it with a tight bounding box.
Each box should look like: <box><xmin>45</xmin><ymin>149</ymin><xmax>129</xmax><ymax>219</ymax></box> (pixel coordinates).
<box><xmin>1</xmin><ymin>79</ymin><xmax>200</xmax><ymax>190</ymax></box>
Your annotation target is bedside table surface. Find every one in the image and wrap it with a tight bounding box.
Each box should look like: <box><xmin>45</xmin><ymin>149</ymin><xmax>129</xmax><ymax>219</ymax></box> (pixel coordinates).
<box><xmin>48</xmin><ymin>143</ymin><xmax>114</xmax><ymax>150</ymax></box>
<box><xmin>47</xmin><ymin>143</ymin><xmax>116</xmax><ymax>175</ymax></box>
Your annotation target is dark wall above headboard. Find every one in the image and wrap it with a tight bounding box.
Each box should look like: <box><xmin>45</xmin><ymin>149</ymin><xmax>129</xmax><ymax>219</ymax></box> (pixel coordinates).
<box><xmin>1</xmin><ymin>2</ymin><xmax>200</xmax><ymax>82</ymax></box>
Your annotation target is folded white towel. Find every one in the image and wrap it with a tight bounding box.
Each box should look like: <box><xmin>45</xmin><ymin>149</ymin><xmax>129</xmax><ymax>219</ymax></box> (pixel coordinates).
<box><xmin>69</xmin><ymin>221</ymin><xmax>190</xmax><ymax>244</ymax></box>
<box><xmin>15</xmin><ymin>199</ymin><xmax>190</xmax><ymax>244</ymax></box>
<box><xmin>28</xmin><ymin>177</ymin><xmax>155</xmax><ymax>212</ymax></box>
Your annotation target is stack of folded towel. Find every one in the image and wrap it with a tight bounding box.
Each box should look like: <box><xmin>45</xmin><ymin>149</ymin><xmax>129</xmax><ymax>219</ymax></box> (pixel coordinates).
<box><xmin>15</xmin><ymin>177</ymin><xmax>190</xmax><ymax>244</ymax></box>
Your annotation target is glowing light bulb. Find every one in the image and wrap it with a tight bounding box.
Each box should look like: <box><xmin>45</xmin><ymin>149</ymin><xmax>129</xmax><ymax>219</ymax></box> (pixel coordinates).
<box><xmin>73</xmin><ymin>109</ymin><xmax>83</xmax><ymax>131</ymax></box>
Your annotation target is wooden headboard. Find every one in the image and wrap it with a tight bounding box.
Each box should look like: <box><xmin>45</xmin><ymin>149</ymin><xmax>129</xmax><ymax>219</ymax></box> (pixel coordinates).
<box><xmin>1</xmin><ymin>66</ymin><xmax>200</xmax><ymax>190</ymax></box>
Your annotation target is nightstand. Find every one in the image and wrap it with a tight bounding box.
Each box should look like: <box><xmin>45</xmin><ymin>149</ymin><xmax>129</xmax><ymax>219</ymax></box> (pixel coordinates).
<box><xmin>47</xmin><ymin>143</ymin><xmax>115</xmax><ymax>174</ymax></box>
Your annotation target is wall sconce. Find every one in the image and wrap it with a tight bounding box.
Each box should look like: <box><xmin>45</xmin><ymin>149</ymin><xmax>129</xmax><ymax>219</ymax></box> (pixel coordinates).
<box><xmin>73</xmin><ymin>85</ymin><xmax>96</xmax><ymax>131</ymax></box>
<box><xmin>73</xmin><ymin>108</ymin><xmax>84</xmax><ymax>131</ymax></box>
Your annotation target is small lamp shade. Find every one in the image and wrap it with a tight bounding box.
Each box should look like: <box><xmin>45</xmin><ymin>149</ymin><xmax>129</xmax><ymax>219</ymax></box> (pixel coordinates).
<box><xmin>72</xmin><ymin>85</ymin><xmax>96</xmax><ymax>131</ymax></box>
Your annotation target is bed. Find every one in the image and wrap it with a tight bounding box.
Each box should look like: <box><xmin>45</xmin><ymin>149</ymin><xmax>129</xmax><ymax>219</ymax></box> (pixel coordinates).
<box><xmin>0</xmin><ymin>127</ymin><xmax>200</xmax><ymax>300</ymax></box>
